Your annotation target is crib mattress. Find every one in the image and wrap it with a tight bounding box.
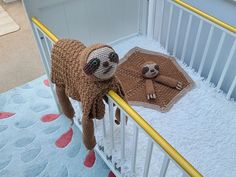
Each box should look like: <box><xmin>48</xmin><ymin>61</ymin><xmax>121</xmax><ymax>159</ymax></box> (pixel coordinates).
<box><xmin>84</xmin><ymin>36</ymin><xmax>236</xmax><ymax>177</ymax></box>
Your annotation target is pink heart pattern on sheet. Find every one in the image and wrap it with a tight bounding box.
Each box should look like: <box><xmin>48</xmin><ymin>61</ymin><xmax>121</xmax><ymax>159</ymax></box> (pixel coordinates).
<box><xmin>55</xmin><ymin>128</ymin><xmax>73</xmax><ymax>148</ymax></box>
<box><xmin>0</xmin><ymin>112</ymin><xmax>15</xmax><ymax>119</ymax></box>
<box><xmin>43</xmin><ymin>79</ymin><xmax>50</xmax><ymax>87</ymax></box>
<box><xmin>41</xmin><ymin>114</ymin><xmax>60</xmax><ymax>122</ymax></box>
<box><xmin>84</xmin><ymin>150</ymin><xmax>96</xmax><ymax>168</ymax></box>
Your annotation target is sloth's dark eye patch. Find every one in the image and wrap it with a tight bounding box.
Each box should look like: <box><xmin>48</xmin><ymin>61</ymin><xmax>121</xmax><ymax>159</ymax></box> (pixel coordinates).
<box><xmin>109</xmin><ymin>52</ymin><xmax>119</xmax><ymax>63</ymax></box>
<box><xmin>154</xmin><ymin>64</ymin><xmax>159</xmax><ymax>70</ymax></box>
<box><xmin>142</xmin><ymin>66</ymin><xmax>149</xmax><ymax>74</ymax></box>
<box><xmin>83</xmin><ymin>58</ymin><xmax>100</xmax><ymax>75</ymax></box>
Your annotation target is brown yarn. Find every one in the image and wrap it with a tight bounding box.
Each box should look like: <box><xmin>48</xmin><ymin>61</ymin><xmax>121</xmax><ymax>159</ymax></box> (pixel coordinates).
<box><xmin>155</xmin><ymin>75</ymin><xmax>180</xmax><ymax>88</ymax></box>
<box><xmin>117</xmin><ymin>47</ymin><xmax>195</xmax><ymax>112</ymax></box>
<box><xmin>51</xmin><ymin>39</ymin><xmax>126</xmax><ymax>150</ymax></box>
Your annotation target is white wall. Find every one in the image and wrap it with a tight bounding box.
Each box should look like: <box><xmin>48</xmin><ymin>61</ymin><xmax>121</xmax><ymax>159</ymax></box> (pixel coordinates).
<box><xmin>23</xmin><ymin>0</ymin><xmax>146</xmax><ymax>45</ymax></box>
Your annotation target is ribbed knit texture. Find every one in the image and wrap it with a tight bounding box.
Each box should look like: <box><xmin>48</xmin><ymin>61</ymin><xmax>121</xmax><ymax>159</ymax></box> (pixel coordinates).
<box><xmin>117</xmin><ymin>47</ymin><xmax>194</xmax><ymax>112</ymax></box>
<box><xmin>51</xmin><ymin>39</ymin><xmax>125</xmax><ymax>150</ymax></box>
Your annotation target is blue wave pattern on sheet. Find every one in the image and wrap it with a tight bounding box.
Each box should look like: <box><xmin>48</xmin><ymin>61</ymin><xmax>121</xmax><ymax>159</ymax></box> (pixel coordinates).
<box><xmin>0</xmin><ymin>125</ymin><xmax>8</xmax><ymax>132</ymax></box>
<box><xmin>57</xmin><ymin>165</ymin><xmax>68</xmax><ymax>177</ymax></box>
<box><xmin>21</xmin><ymin>147</ymin><xmax>41</xmax><ymax>162</ymax></box>
<box><xmin>0</xmin><ymin>169</ymin><xmax>10</xmax><ymax>177</ymax></box>
<box><xmin>30</xmin><ymin>104</ymin><xmax>50</xmax><ymax>112</ymax></box>
<box><xmin>36</xmin><ymin>89</ymin><xmax>52</xmax><ymax>99</ymax></box>
<box><xmin>15</xmin><ymin>119</ymin><xmax>36</xmax><ymax>129</ymax></box>
<box><xmin>0</xmin><ymin>156</ymin><xmax>12</xmax><ymax>170</ymax></box>
<box><xmin>0</xmin><ymin>75</ymin><xmax>110</xmax><ymax>177</ymax></box>
<box><xmin>43</xmin><ymin>125</ymin><xmax>60</xmax><ymax>134</ymax></box>
<box><xmin>14</xmin><ymin>136</ymin><xmax>35</xmax><ymax>148</ymax></box>
<box><xmin>11</xmin><ymin>94</ymin><xmax>27</xmax><ymax>104</ymax></box>
<box><xmin>23</xmin><ymin>161</ymin><xmax>48</xmax><ymax>177</ymax></box>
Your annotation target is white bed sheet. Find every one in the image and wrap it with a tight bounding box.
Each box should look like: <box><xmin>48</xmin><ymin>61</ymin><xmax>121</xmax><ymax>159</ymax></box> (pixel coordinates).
<box><xmin>74</xmin><ymin>36</ymin><xmax>236</xmax><ymax>177</ymax></box>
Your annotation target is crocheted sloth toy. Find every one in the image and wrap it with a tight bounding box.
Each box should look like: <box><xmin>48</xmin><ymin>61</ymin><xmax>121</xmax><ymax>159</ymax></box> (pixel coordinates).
<box><xmin>51</xmin><ymin>39</ymin><xmax>126</xmax><ymax>150</ymax></box>
<box><xmin>142</xmin><ymin>61</ymin><xmax>183</xmax><ymax>100</ymax></box>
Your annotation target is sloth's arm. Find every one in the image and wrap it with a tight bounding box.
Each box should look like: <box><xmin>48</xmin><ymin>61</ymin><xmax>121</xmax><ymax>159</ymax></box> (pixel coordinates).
<box><xmin>112</xmin><ymin>79</ymin><xmax>128</xmax><ymax>124</ymax></box>
<box><xmin>103</xmin><ymin>95</ymin><xmax>109</xmax><ymax>104</ymax></box>
<box><xmin>155</xmin><ymin>75</ymin><xmax>183</xmax><ymax>90</ymax></box>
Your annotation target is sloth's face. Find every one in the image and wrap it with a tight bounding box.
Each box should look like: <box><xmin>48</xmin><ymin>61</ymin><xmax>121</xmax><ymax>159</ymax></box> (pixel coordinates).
<box><xmin>142</xmin><ymin>63</ymin><xmax>159</xmax><ymax>79</ymax></box>
<box><xmin>84</xmin><ymin>47</ymin><xmax>119</xmax><ymax>80</ymax></box>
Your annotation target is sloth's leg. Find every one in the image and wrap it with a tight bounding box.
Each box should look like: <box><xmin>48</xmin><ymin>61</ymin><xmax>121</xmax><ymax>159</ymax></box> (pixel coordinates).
<box><xmin>115</xmin><ymin>108</ymin><xmax>120</xmax><ymax>124</ymax></box>
<box><xmin>104</xmin><ymin>96</ymin><xmax>128</xmax><ymax>125</ymax></box>
<box><xmin>82</xmin><ymin>118</ymin><xmax>96</xmax><ymax>150</ymax></box>
<box><xmin>83</xmin><ymin>117</ymin><xmax>96</xmax><ymax>167</ymax></box>
<box><xmin>115</xmin><ymin>108</ymin><xmax>128</xmax><ymax>125</ymax></box>
<box><xmin>56</xmin><ymin>86</ymin><xmax>75</xmax><ymax>119</ymax></box>
<box><xmin>145</xmin><ymin>79</ymin><xmax>156</xmax><ymax>100</ymax></box>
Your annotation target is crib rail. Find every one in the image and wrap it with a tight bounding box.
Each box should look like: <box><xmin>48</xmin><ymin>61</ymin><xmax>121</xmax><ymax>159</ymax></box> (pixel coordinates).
<box><xmin>148</xmin><ymin>0</ymin><xmax>236</xmax><ymax>100</ymax></box>
<box><xmin>108</xmin><ymin>90</ymin><xmax>202</xmax><ymax>177</ymax></box>
<box><xmin>31</xmin><ymin>16</ymin><xmax>202</xmax><ymax>177</ymax></box>
<box><xmin>174</xmin><ymin>0</ymin><xmax>236</xmax><ymax>34</ymax></box>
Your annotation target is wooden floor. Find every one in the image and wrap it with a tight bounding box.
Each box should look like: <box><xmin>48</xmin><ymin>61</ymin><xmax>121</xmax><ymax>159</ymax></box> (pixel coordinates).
<box><xmin>0</xmin><ymin>0</ymin><xmax>44</xmax><ymax>93</ymax></box>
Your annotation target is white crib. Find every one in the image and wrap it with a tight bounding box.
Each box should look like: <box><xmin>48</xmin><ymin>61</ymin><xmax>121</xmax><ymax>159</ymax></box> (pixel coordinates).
<box><xmin>23</xmin><ymin>0</ymin><xmax>236</xmax><ymax>176</ymax></box>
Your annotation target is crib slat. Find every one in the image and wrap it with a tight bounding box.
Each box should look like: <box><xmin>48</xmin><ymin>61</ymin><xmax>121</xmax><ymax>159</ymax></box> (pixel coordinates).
<box><xmin>198</xmin><ymin>26</ymin><xmax>214</xmax><ymax>75</ymax></box>
<box><xmin>165</xmin><ymin>3</ymin><xmax>173</xmax><ymax>50</ymax></box>
<box><xmin>181</xmin><ymin>15</ymin><xmax>192</xmax><ymax>62</ymax></box>
<box><xmin>153</xmin><ymin>0</ymin><xmax>159</xmax><ymax>40</ymax></box>
<box><xmin>173</xmin><ymin>9</ymin><xmax>183</xmax><ymax>56</ymax></box>
<box><xmin>226</xmin><ymin>75</ymin><xmax>236</xmax><ymax>100</ymax></box>
<box><xmin>131</xmin><ymin>126</ymin><xmax>139</xmax><ymax>174</ymax></box>
<box><xmin>158</xmin><ymin>0</ymin><xmax>165</xmax><ymax>43</ymax></box>
<box><xmin>94</xmin><ymin>119</ymin><xmax>98</xmax><ymax>136</ymax></box>
<box><xmin>34</xmin><ymin>27</ymin><xmax>50</xmax><ymax>77</ymax></box>
<box><xmin>120</xmin><ymin>111</ymin><xmax>126</xmax><ymax>161</ymax></box>
<box><xmin>143</xmin><ymin>139</ymin><xmax>153</xmax><ymax>177</ymax></box>
<box><xmin>189</xmin><ymin>20</ymin><xmax>203</xmax><ymax>68</ymax></box>
<box><xmin>155</xmin><ymin>0</ymin><xmax>161</xmax><ymax>41</ymax></box>
<box><xmin>207</xmin><ymin>32</ymin><xmax>226</xmax><ymax>83</ymax></box>
<box><xmin>217</xmin><ymin>39</ymin><xmax>236</xmax><ymax>90</ymax></box>
<box><xmin>159</xmin><ymin>155</ymin><xmax>170</xmax><ymax>177</ymax></box>
<box><xmin>108</xmin><ymin>98</ymin><xmax>115</xmax><ymax>149</ymax></box>
<box><xmin>147</xmin><ymin>0</ymin><xmax>156</xmax><ymax>39</ymax></box>
<box><xmin>102</xmin><ymin>118</ymin><xmax>106</xmax><ymax>137</ymax></box>
<box><xmin>78</xmin><ymin>102</ymin><xmax>83</xmax><ymax>122</ymax></box>
<box><xmin>44</xmin><ymin>36</ymin><xmax>52</xmax><ymax>68</ymax></box>
<box><xmin>34</xmin><ymin>26</ymin><xmax>61</xmax><ymax>112</ymax></box>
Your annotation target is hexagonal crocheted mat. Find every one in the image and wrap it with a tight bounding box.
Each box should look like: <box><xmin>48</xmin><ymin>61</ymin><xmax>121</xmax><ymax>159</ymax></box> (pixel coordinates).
<box><xmin>117</xmin><ymin>47</ymin><xmax>195</xmax><ymax>112</ymax></box>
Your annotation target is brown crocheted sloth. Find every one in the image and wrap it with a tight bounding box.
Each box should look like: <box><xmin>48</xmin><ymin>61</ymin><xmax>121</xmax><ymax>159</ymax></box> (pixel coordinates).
<box><xmin>51</xmin><ymin>39</ymin><xmax>126</xmax><ymax>150</ymax></box>
<box><xmin>142</xmin><ymin>61</ymin><xmax>183</xmax><ymax>100</ymax></box>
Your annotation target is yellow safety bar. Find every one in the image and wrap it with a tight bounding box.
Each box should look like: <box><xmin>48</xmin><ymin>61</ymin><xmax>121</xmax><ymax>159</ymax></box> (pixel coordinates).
<box><xmin>32</xmin><ymin>16</ymin><xmax>59</xmax><ymax>43</ymax></box>
<box><xmin>31</xmin><ymin>16</ymin><xmax>203</xmax><ymax>177</ymax></box>
<box><xmin>174</xmin><ymin>0</ymin><xmax>236</xmax><ymax>34</ymax></box>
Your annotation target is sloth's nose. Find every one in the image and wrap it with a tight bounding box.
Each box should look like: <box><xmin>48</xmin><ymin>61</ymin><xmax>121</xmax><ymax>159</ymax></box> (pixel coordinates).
<box><xmin>150</xmin><ymin>69</ymin><xmax>155</xmax><ymax>73</ymax></box>
<box><xmin>103</xmin><ymin>61</ymin><xmax>109</xmax><ymax>68</ymax></box>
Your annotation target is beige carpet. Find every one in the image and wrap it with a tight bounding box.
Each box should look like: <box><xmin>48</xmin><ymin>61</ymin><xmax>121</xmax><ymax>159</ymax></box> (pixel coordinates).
<box><xmin>0</xmin><ymin>0</ymin><xmax>44</xmax><ymax>93</ymax></box>
<box><xmin>0</xmin><ymin>4</ymin><xmax>20</xmax><ymax>36</ymax></box>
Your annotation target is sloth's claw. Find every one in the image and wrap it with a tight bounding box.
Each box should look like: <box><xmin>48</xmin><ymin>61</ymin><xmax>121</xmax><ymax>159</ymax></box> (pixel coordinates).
<box><xmin>153</xmin><ymin>94</ymin><xmax>156</xmax><ymax>99</ymax></box>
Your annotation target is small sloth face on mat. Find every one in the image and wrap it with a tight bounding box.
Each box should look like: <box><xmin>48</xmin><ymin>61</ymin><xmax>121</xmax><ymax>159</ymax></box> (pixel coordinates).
<box><xmin>84</xmin><ymin>47</ymin><xmax>119</xmax><ymax>80</ymax></box>
<box><xmin>142</xmin><ymin>62</ymin><xmax>159</xmax><ymax>79</ymax></box>
<box><xmin>141</xmin><ymin>61</ymin><xmax>183</xmax><ymax>101</ymax></box>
